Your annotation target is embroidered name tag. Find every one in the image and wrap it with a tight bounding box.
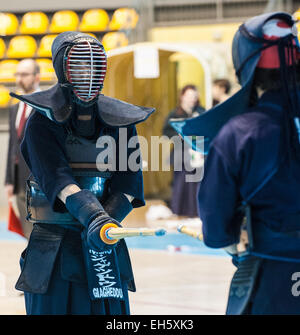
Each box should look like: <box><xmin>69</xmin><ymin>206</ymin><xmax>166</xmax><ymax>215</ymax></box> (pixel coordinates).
<box><xmin>88</xmin><ymin>248</ymin><xmax>124</xmax><ymax>300</ymax></box>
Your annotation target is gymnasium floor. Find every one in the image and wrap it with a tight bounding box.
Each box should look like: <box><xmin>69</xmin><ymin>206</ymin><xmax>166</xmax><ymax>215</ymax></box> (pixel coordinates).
<box><xmin>0</xmin><ymin>201</ymin><xmax>236</xmax><ymax>315</ymax></box>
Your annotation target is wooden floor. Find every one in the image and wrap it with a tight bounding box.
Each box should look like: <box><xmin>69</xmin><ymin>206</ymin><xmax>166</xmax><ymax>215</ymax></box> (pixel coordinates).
<box><xmin>0</xmin><ymin>201</ymin><xmax>236</xmax><ymax>315</ymax></box>
<box><xmin>0</xmin><ymin>242</ymin><xmax>235</xmax><ymax>315</ymax></box>
<box><xmin>129</xmin><ymin>250</ymin><xmax>235</xmax><ymax>315</ymax></box>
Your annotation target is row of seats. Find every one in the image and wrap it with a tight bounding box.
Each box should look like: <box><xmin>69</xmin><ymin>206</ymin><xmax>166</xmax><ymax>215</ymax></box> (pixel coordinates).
<box><xmin>0</xmin><ymin>29</ymin><xmax>130</xmax><ymax>83</ymax></box>
<box><xmin>0</xmin><ymin>58</ymin><xmax>57</xmax><ymax>107</ymax></box>
<box><xmin>0</xmin><ymin>31</ymin><xmax>129</xmax><ymax>58</ymax></box>
<box><xmin>0</xmin><ymin>59</ymin><xmax>55</xmax><ymax>83</ymax></box>
<box><xmin>0</xmin><ymin>8</ymin><xmax>139</xmax><ymax>35</ymax></box>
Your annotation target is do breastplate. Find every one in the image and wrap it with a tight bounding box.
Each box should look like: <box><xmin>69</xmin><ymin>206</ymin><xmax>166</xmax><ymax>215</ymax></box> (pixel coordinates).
<box><xmin>27</xmin><ymin>132</ymin><xmax>114</xmax><ymax>225</ymax></box>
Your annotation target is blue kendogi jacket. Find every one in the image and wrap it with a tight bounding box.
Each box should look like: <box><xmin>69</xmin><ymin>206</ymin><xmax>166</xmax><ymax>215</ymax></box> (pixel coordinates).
<box><xmin>10</xmin><ymin>84</ymin><xmax>152</xmax><ymax>215</ymax></box>
<box><xmin>21</xmin><ymin>110</ymin><xmax>145</xmax><ymax>213</ymax></box>
<box><xmin>199</xmin><ymin>89</ymin><xmax>300</xmax><ymax>262</ymax></box>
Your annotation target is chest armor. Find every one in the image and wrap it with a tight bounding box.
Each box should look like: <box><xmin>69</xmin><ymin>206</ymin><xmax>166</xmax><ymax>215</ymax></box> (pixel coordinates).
<box><xmin>27</xmin><ymin>132</ymin><xmax>114</xmax><ymax>225</ymax></box>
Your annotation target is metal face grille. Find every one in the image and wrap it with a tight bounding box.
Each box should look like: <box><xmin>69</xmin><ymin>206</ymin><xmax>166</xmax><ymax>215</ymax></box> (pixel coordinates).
<box><xmin>66</xmin><ymin>40</ymin><xmax>107</xmax><ymax>102</ymax></box>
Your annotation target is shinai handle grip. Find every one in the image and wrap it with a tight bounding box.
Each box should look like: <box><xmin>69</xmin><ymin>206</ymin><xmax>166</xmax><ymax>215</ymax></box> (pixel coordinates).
<box><xmin>177</xmin><ymin>224</ymin><xmax>203</xmax><ymax>241</ymax></box>
<box><xmin>100</xmin><ymin>223</ymin><xmax>166</xmax><ymax>245</ymax></box>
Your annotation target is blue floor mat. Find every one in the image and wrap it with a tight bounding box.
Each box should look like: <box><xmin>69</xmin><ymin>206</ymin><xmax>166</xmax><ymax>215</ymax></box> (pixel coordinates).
<box><xmin>124</xmin><ymin>233</ymin><xmax>228</xmax><ymax>256</ymax></box>
<box><xmin>0</xmin><ymin>222</ymin><xmax>26</xmax><ymax>241</ymax></box>
<box><xmin>0</xmin><ymin>222</ymin><xmax>228</xmax><ymax>256</ymax></box>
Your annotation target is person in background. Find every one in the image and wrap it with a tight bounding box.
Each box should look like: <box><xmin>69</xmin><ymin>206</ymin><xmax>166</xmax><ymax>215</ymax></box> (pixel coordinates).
<box><xmin>5</xmin><ymin>59</ymin><xmax>40</xmax><ymax>239</ymax></box>
<box><xmin>163</xmin><ymin>84</ymin><xmax>205</xmax><ymax>217</ymax></box>
<box><xmin>212</xmin><ymin>78</ymin><xmax>231</xmax><ymax>106</ymax></box>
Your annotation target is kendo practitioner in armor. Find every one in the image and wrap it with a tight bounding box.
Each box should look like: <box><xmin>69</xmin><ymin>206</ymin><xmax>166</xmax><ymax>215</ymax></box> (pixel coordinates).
<box><xmin>10</xmin><ymin>32</ymin><xmax>154</xmax><ymax>315</ymax></box>
<box><xmin>171</xmin><ymin>12</ymin><xmax>300</xmax><ymax>314</ymax></box>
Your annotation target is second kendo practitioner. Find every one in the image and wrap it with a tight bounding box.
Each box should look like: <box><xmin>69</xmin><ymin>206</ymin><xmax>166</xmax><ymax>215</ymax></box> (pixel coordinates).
<box><xmin>171</xmin><ymin>12</ymin><xmax>300</xmax><ymax>314</ymax></box>
<box><xmin>10</xmin><ymin>32</ymin><xmax>154</xmax><ymax>314</ymax></box>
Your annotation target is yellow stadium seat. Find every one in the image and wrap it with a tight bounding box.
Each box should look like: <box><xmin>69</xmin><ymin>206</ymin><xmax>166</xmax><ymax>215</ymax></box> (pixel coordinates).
<box><xmin>7</xmin><ymin>36</ymin><xmax>37</xmax><ymax>58</ymax></box>
<box><xmin>20</xmin><ymin>11</ymin><xmax>49</xmax><ymax>34</ymax></box>
<box><xmin>108</xmin><ymin>8</ymin><xmax>139</xmax><ymax>30</ymax></box>
<box><xmin>293</xmin><ymin>8</ymin><xmax>300</xmax><ymax>21</ymax></box>
<box><xmin>0</xmin><ymin>38</ymin><xmax>6</xmax><ymax>58</ymax></box>
<box><xmin>36</xmin><ymin>58</ymin><xmax>56</xmax><ymax>81</ymax></box>
<box><xmin>0</xmin><ymin>85</ymin><xmax>11</xmax><ymax>107</ymax></box>
<box><xmin>0</xmin><ymin>60</ymin><xmax>19</xmax><ymax>82</ymax></box>
<box><xmin>294</xmin><ymin>8</ymin><xmax>300</xmax><ymax>40</ymax></box>
<box><xmin>0</xmin><ymin>13</ymin><xmax>19</xmax><ymax>35</ymax></box>
<box><xmin>79</xmin><ymin>9</ymin><xmax>109</xmax><ymax>32</ymax></box>
<box><xmin>49</xmin><ymin>10</ymin><xmax>79</xmax><ymax>33</ymax></box>
<box><xmin>101</xmin><ymin>32</ymin><xmax>128</xmax><ymax>51</ymax></box>
<box><xmin>86</xmin><ymin>33</ymin><xmax>97</xmax><ymax>39</ymax></box>
<box><xmin>37</xmin><ymin>34</ymin><xmax>58</xmax><ymax>57</ymax></box>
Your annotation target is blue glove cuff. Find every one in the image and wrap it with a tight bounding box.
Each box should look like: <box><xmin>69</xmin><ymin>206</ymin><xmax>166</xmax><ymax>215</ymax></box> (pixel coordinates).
<box><xmin>65</xmin><ymin>189</ymin><xmax>105</xmax><ymax>227</ymax></box>
<box><xmin>103</xmin><ymin>192</ymin><xmax>133</xmax><ymax>223</ymax></box>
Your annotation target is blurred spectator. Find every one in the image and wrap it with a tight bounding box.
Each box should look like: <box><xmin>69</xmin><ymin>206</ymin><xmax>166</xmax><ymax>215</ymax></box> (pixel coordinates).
<box><xmin>5</xmin><ymin>59</ymin><xmax>40</xmax><ymax>239</ymax></box>
<box><xmin>212</xmin><ymin>78</ymin><xmax>231</xmax><ymax>106</ymax></box>
<box><xmin>163</xmin><ymin>84</ymin><xmax>205</xmax><ymax>217</ymax></box>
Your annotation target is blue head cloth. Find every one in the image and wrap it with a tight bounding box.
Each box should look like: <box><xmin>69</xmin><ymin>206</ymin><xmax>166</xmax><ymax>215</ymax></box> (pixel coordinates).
<box><xmin>170</xmin><ymin>12</ymin><xmax>297</xmax><ymax>154</ymax></box>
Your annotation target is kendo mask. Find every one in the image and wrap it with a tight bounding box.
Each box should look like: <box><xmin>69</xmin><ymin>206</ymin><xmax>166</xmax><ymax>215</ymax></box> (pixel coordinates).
<box><xmin>9</xmin><ymin>31</ymin><xmax>155</xmax><ymax>132</ymax></box>
<box><xmin>170</xmin><ymin>12</ymin><xmax>300</xmax><ymax>154</ymax></box>
<box><xmin>233</xmin><ymin>12</ymin><xmax>300</xmax><ymax>87</ymax></box>
<box><xmin>52</xmin><ymin>32</ymin><xmax>107</xmax><ymax>106</ymax></box>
